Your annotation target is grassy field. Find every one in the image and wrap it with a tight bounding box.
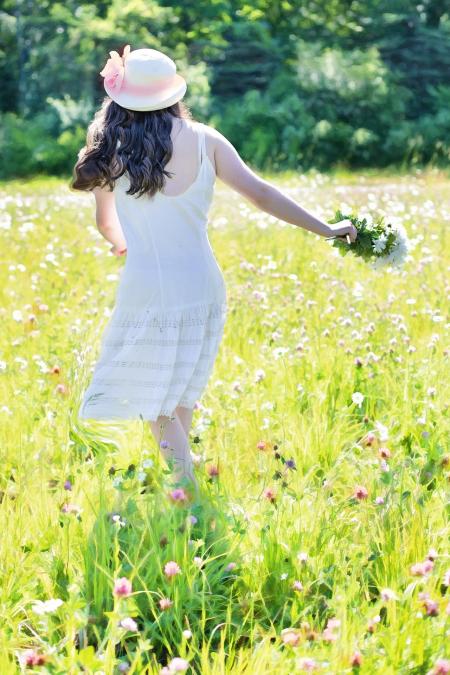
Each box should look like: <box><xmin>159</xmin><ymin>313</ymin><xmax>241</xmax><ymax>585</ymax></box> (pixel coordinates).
<box><xmin>0</xmin><ymin>169</ymin><xmax>449</xmax><ymax>674</ymax></box>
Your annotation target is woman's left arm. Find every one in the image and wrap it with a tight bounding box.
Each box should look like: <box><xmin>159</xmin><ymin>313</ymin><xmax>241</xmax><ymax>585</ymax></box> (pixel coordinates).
<box><xmin>92</xmin><ymin>185</ymin><xmax>127</xmax><ymax>255</ymax></box>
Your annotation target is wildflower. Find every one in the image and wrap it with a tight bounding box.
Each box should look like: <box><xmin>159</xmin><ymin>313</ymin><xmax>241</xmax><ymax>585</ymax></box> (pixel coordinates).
<box><xmin>160</xmin><ymin>440</ymin><xmax>170</xmax><ymax>449</ymax></box>
<box><xmin>429</xmin><ymin>659</ymin><xmax>450</xmax><ymax>675</ymax></box>
<box><xmin>119</xmin><ymin>617</ymin><xmax>138</xmax><ymax>631</ymax></box>
<box><xmin>55</xmin><ymin>383</ymin><xmax>68</xmax><ymax>395</ymax></box>
<box><xmin>378</xmin><ymin>447</ymin><xmax>391</xmax><ymax>459</ymax></box>
<box><xmin>113</xmin><ymin>577</ymin><xmax>132</xmax><ymax>598</ymax></box>
<box><xmin>353</xmin><ymin>485</ymin><xmax>369</xmax><ymax>500</ymax></box>
<box><xmin>442</xmin><ymin>569</ymin><xmax>450</xmax><ymax>587</ymax></box>
<box><xmin>280</xmin><ymin>572</ymin><xmax>288</xmax><ymax>580</ymax></box>
<box><xmin>297</xmin><ymin>551</ymin><xmax>308</xmax><ymax>563</ymax></box>
<box><xmin>20</xmin><ymin>650</ymin><xmax>47</xmax><ymax>667</ymax></box>
<box><xmin>255</xmin><ymin>368</ymin><xmax>266</xmax><ymax>382</ymax></box>
<box><xmin>293</xmin><ymin>580</ymin><xmax>303</xmax><ymax>591</ymax></box>
<box><xmin>410</xmin><ymin>559</ymin><xmax>434</xmax><ymax>576</ymax></box>
<box><xmin>373</xmin><ymin>234</ymin><xmax>388</xmax><ymax>253</ymax></box>
<box><xmin>380</xmin><ymin>588</ymin><xmax>397</xmax><ymax>601</ymax></box>
<box><xmin>296</xmin><ymin>656</ymin><xmax>319</xmax><ymax>671</ymax></box>
<box><xmin>193</xmin><ymin>556</ymin><xmax>204</xmax><ymax>568</ymax></box>
<box><xmin>61</xmin><ymin>502</ymin><xmax>82</xmax><ymax>516</ymax></box>
<box><xmin>207</xmin><ymin>464</ymin><xmax>219</xmax><ymax>477</ymax></box>
<box><xmin>182</xmin><ymin>629</ymin><xmax>192</xmax><ymax>639</ymax></box>
<box><xmin>257</xmin><ymin>440</ymin><xmax>267</xmax><ymax>450</ymax></box>
<box><xmin>118</xmin><ymin>662</ymin><xmax>130</xmax><ymax>673</ymax></box>
<box><xmin>351</xmin><ymin>651</ymin><xmax>363</xmax><ymax>667</ymax></box>
<box><xmin>159</xmin><ymin>597</ymin><xmax>173</xmax><ymax>610</ymax></box>
<box><xmin>367</xmin><ymin>614</ymin><xmax>380</xmax><ymax>632</ymax></box>
<box><xmin>263</xmin><ymin>487</ymin><xmax>277</xmax><ymax>502</ymax></box>
<box><xmin>167</xmin><ymin>657</ymin><xmax>190</xmax><ymax>672</ymax></box>
<box><xmin>63</xmin><ymin>479</ymin><xmax>72</xmax><ymax>490</ymax></box>
<box><xmin>379</xmin><ymin>459</ymin><xmax>389</xmax><ymax>473</ymax></box>
<box><xmin>426</xmin><ymin>548</ymin><xmax>438</xmax><ymax>561</ymax></box>
<box><xmin>225</xmin><ymin>562</ymin><xmax>237</xmax><ymax>572</ymax></box>
<box><xmin>363</xmin><ymin>431</ymin><xmax>377</xmax><ymax>446</ymax></box>
<box><xmin>280</xmin><ymin>627</ymin><xmax>301</xmax><ymax>646</ymax></box>
<box><xmin>285</xmin><ymin>458</ymin><xmax>297</xmax><ymax>470</ymax></box>
<box><xmin>169</xmin><ymin>488</ymin><xmax>188</xmax><ymax>503</ymax></box>
<box><xmin>423</xmin><ymin>598</ymin><xmax>439</xmax><ymax>617</ymax></box>
<box><xmin>164</xmin><ymin>561</ymin><xmax>181</xmax><ymax>578</ymax></box>
<box><xmin>322</xmin><ymin>616</ymin><xmax>340</xmax><ymax>641</ymax></box>
<box><xmin>375</xmin><ymin>496</ymin><xmax>385</xmax><ymax>505</ymax></box>
<box><xmin>31</xmin><ymin>598</ymin><xmax>63</xmax><ymax>615</ymax></box>
<box><xmin>351</xmin><ymin>392</ymin><xmax>364</xmax><ymax>407</ymax></box>
<box><xmin>327</xmin><ymin>618</ymin><xmax>340</xmax><ymax>630</ymax></box>
<box><xmin>111</xmin><ymin>513</ymin><xmax>126</xmax><ymax>527</ymax></box>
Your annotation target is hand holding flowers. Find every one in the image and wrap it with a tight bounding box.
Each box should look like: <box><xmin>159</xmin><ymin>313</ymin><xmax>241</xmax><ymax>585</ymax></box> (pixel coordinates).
<box><xmin>326</xmin><ymin>210</ymin><xmax>411</xmax><ymax>269</ymax></box>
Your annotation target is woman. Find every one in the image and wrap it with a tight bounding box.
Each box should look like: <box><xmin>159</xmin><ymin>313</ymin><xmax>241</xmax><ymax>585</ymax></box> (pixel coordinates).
<box><xmin>71</xmin><ymin>45</ymin><xmax>357</xmax><ymax>497</ymax></box>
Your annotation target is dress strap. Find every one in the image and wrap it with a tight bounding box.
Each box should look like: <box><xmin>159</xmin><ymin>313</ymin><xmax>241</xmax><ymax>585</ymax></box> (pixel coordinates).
<box><xmin>197</xmin><ymin>123</ymin><xmax>206</xmax><ymax>165</ymax></box>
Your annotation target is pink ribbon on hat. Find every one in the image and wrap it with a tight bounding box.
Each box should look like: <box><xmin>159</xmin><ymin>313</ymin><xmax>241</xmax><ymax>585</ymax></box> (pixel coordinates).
<box><xmin>99</xmin><ymin>44</ymin><xmax>131</xmax><ymax>92</ymax></box>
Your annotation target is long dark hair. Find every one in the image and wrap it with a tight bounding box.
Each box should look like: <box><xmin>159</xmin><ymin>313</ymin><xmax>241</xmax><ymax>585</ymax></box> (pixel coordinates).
<box><xmin>70</xmin><ymin>97</ymin><xmax>194</xmax><ymax>199</ymax></box>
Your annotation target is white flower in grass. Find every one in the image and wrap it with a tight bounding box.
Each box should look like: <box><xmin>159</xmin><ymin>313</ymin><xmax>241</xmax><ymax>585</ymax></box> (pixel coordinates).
<box><xmin>119</xmin><ymin>617</ymin><xmax>138</xmax><ymax>632</ymax></box>
<box><xmin>255</xmin><ymin>368</ymin><xmax>266</xmax><ymax>382</ymax></box>
<box><xmin>375</xmin><ymin>421</ymin><xmax>389</xmax><ymax>442</ymax></box>
<box><xmin>351</xmin><ymin>392</ymin><xmax>364</xmax><ymax>407</ymax></box>
<box><xmin>31</xmin><ymin>598</ymin><xmax>63</xmax><ymax>615</ymax></box>
<box><xmin>12</xmin><ymin>310</ymin><xmax>23</xmax><ymax>322</ymax></box>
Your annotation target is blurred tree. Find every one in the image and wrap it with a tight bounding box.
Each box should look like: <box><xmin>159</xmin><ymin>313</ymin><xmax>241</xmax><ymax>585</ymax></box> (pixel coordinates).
<box><xmin>0</xmin><ymin>0</ymin><xmax>448</xmax><ymax>175</ymax></box>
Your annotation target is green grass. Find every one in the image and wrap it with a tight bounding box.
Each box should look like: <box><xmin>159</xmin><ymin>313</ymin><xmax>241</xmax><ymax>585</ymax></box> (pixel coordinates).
<box><xmin>0</xmin><ymin>169</ymin><xmax>448</xmax><ymax>674</ymax></box>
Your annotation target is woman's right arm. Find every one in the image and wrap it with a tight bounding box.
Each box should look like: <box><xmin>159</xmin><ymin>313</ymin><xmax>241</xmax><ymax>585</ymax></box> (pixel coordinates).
<box><xmin>209</xmin><ymin>127</ymin><xmax>357</xmax><ymax>241</ymax></box>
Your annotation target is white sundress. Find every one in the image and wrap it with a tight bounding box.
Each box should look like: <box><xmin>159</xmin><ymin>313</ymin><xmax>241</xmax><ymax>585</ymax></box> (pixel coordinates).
<box><xmin>78</xmin><ymin>121</ymin><xmax>227</xmax><ymax>422</ymax></box>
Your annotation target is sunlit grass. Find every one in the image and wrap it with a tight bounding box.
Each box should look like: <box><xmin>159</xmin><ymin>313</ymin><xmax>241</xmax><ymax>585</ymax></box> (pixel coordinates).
<box><xmin>0</xmin><ymin>169</ymin><xmax>448</xmax><ymax>673</ymax></box>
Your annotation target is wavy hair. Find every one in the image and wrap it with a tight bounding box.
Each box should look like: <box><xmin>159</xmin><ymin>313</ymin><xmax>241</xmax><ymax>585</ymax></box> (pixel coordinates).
<box><xmin>70</xmin><ymin>97</ymin><xmax>194</xmax><ymax>198</ymax></box>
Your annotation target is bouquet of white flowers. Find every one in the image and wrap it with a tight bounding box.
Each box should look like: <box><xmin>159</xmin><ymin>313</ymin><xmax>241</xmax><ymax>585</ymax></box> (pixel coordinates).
<box><xmin>326</xmin><ymin>210</ymin><xmax>411</xmax><ymax>269</ymax></box>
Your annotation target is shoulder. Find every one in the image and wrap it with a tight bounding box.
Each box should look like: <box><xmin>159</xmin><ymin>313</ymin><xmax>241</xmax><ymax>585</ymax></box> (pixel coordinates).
<box><xmin>193</xmin><ymin>121</ymin><xmax>228</xmax><ymax>153</ymax></box>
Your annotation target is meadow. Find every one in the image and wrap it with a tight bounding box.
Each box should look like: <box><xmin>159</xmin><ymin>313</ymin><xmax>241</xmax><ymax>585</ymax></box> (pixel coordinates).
<box><xmin>0</xmin><ymin>168</ymin><xmax>449</xmax><ymax>674</ymax></box>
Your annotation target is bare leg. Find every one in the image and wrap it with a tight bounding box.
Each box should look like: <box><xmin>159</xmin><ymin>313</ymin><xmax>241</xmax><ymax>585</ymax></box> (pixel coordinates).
<box><xmin>175</xmin><ymin>405</ymin><xmax>195</xmax><ymax>437</ymax></box>
<box><xmin>148</xmin><ymin>413</ymin><xmax>198</xmax><ymax>494</ymax></box>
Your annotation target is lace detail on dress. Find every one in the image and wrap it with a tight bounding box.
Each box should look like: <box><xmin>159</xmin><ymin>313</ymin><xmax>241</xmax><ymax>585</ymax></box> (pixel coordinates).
<box><xmin>108</xmin><ymin>301</ymin><xmax>227</xmax><ymax>329</ymax></box>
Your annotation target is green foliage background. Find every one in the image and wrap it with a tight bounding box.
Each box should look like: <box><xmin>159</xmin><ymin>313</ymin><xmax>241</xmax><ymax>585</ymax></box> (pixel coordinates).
<box><xmin>1</xmin><ymin>0</ymin><xmax>449</xmax><ymax>178</ymax></box>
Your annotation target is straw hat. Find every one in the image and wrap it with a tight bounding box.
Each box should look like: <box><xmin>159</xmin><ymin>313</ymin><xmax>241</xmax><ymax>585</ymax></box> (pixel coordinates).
<box><xmin>99</xmin><ymin>45</ymin><xmax>187</xmax><ymax>111</ymax></box>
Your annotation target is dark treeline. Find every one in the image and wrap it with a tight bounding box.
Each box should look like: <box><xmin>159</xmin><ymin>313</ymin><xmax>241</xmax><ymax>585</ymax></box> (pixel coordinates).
<box><xmin>0</xmin><ymin>0</ymin><xmax>449</xmax><ymax>178</ymax></box>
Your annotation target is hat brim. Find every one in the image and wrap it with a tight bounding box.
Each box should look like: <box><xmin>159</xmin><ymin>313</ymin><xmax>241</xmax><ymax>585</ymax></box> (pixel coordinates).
<box><xmin>104</xmin><ymin>74</ymin><xmax>187</xmax><ymax>112</ymax></box>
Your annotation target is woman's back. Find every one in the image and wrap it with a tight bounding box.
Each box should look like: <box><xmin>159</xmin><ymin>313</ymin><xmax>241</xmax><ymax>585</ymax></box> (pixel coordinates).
<box><xmin>113</xmin><ymin>120</ymin><xmax>226</xmax><ymax>312</ymax></box>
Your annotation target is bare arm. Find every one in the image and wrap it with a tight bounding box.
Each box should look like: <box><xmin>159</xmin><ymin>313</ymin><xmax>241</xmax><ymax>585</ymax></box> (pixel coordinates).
<box><xmin>92</xmin><ymin>185</ymin><xmax>127</xmax><ymax>254</ymax></box>
<box><xmin>209</xmin><ymin>127</ymin><xmax>356</xmax><ymax>240</ymax></box>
